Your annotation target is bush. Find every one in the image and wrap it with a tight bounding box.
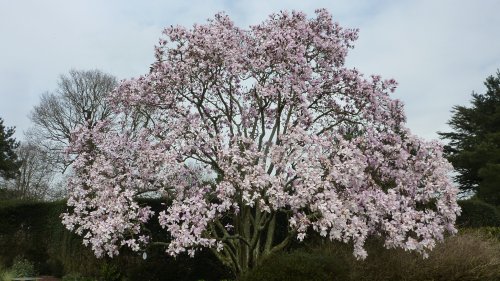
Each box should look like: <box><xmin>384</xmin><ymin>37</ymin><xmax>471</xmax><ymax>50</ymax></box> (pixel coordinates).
<box><xmin>0</xmin><ymin>200</ymin><xmax>62</xmax><ymax>273</ymax></box>
<box><xmin>11</xmin><ymin>257</ymin><xmax>36</xmax><ymax>277</ymax></box>
<box><xmin>97</xmin><ymin>262</ymin><xmax>122</xmax><ymax>281</ymax></box>
<box><xmin>61</xmin><ymin>272</ymin><xmax>95</xmax><ymax>281</ymax></box>
<box><xmin>124</xmin><ymin>248</ymin><xmax>231</xmax><ymax>281</ymax></box>
<box><xmin>421</xmin><ymin>231</ymin><xmax>500</xmax><ymax>281</ymax></box>
<box><xmin>242</xmin><ymin>248</ymin><xmax>349</xmax><ymax>281</ymax></box>
<box><xmin>0</xmin><ymin>264</ymin><xmax>14</xmax><ymax>281</ymax></box>
<box><xmin>244</xmin><ymin>230</ymin><xmax>500</xmax><ymax>281</ymax></box>
<box><xmin>457</xmin><ymin>199</ymin><xmax>500</xmax><ymax>227</ymax></box>
<box><xmin>460</xmin><ymin>227</ymin><xmax>500</xmax><ymax>243</ymax></box>
<box><xmin>0</xmin><ymin>270</ymin><xmax>14</xmax><ymax>281</ymax></box>
<box><xmin>0</xmin><ymin>200</ymin><xmax>231</xmax><ymax>280</ymax></box>
<box><xmin>346</xmin><ymin>230</ymin><xmax>500</xmax><ymax>281</ymax></box>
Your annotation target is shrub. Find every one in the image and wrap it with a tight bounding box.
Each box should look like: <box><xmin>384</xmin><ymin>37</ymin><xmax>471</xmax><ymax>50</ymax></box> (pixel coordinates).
<box><xmin>242</xmin><ymin>248</ymin><xmax>349</xmax><ymax>281</ymax></box>
<box><xmin>0</xmin><ymin>270</ymin><xmax>14</xmax><ymax>281</ymax></box>
<box><xmin>457</xmin><ymin>199</ymin><xmax>500</xmax><ymax>227</ymax></box>
<box><xmin>416</xmin><ymin>230</ymin><xmax>500</xmax><ymax>281</ymax></box>
<box><xmin>476</xmin><ymin>226</ymin><xmax>500</xmax><ymax>240</ymax></box>
<box><xmin>0</xmin><ymin>264</ymin><xmax>14</xmax><ymax>281</ymax></box>
<box><xmin>97</xmin><ymin>262</ymin><xmax>122</xmax><ymax>281</ymax></box>
<box><xmin>0</xmin><ymin>199</ymin><xmax>231</xmax><ymax>280</ymax></box>
<box><xmin>124</xmin><ymin>248</ymin><xmax>231</xmax><ymax>281</ymax></box>
<box><xmin>10</xmin><ymin>257</ymin><xmax>36</xmax><ymax>277</ymax></box>
<box><xmin>245</xmin><ymin>230</ymin><xmax>500</xmax><ymax>281</ymax></box>
<box><xmin>61</xmin><ymin>273</ymin><xmax>95</xmax><ymax>281</ymax></box>
<box><xmin>347</xmin><ymin>230</ymin><xmax>500</xmax><ymax>281</ymax></box>
<box><xmin>460</xmin><ymin>227</ymin><xmax>500</xmax><ymax>243</ymax></box>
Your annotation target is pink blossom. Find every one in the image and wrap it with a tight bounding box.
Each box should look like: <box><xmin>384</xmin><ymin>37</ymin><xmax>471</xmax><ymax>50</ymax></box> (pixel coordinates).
<box><xmin>63</xmin><ymin>9</ymin><xmax>460</xmax><ymax>273</ymax></box>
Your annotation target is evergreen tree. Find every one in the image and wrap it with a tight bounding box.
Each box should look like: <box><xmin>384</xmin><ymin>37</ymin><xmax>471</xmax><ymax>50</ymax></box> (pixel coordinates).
<box><xmin>0</xmin><ymin>118</ymin><xmax>21</xmax><ymax>180</ymax></box>
<box><xmin>439</xmin><ymin>71</ymin><xmax>500</xmax><ymax>205</ymax></box>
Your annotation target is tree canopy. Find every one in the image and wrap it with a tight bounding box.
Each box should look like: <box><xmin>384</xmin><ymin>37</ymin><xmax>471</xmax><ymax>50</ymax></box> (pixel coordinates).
<box><xmin>439</xmin><ymin>71</ymin><xmax>500</xmax><ymax>206</ymax></box>
<box><xmin>0</xmin><ymin>118</ymin><xmax>21</xmax><ymax>180</ymax></box>
<box><xmin>62</xmin><ymin>10</ymin><xmax>460</xmax><ymax>277</ymax></box>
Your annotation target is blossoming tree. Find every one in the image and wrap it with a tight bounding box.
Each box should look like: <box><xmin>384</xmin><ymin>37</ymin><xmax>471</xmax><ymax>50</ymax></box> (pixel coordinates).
<box><xmin>62</xmin><ymin>9</ymin><xmax>460</xmax><ymax>276</ymax></box>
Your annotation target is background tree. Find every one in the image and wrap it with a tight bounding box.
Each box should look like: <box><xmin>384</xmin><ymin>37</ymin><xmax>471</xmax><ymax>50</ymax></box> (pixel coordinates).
<box><xmin>1</xmin><ymin>143</ymin><xmax>58</xmax><ymax>200</ymax></box>
<box><xmin>29</xmin><ymin>69</ymin><xmax>117</xmax><ymax>170</ymax></box>
<box><xmin>439</xmin><ymin>71</ymin><xmax>500</xmax><ymax>206</ymax></box>
<box><xmin>0</xmin><ymin>118</ymin><xmax>21</xmax><ymax>180</ymax></box>
<box><xmin>63</xmin><ymin>10</ymin><xmax>460</xmax><ymax>277</ymax></box>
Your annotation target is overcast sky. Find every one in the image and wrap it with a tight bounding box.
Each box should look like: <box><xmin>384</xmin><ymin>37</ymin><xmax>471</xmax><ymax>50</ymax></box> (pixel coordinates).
<box><xmin>1</xmin><ymin>0</ymin><xmax>499</xmax><ymax>141</ymax></box>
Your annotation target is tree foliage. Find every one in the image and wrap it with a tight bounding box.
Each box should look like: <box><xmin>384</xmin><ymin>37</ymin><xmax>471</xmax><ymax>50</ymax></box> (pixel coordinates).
<box><xmin>439</xmin><ymin>71</ymin><xmax>500</xmax><ymax>205</ymax></box>
<box><xmin>62</xmin><ymin>10</ymin><xmax>460</xmax><ymax>276</ymax></box>
<box><xmin>0</xmin><ymin>118</ymin><xmax>21</xmax><ymax>180</ymax></box>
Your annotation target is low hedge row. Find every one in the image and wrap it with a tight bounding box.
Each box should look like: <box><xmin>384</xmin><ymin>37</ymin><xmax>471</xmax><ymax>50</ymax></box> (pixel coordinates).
<box><xmin>0</xmin><ymin>198</ymin><xmax>498</xmax><ymax>280</ymax></box>
<box><xmin>0</xmin><ymin>199</ymin><xmax>230</xmax><ymax>281</ymax></box>
<box><xmin>457</xmin><ymin>199</ymin><xmax>500</xmax><ymax>227</ymax></box>
<box><xmin>244</xmin><ymin>229</ymin><xmax>500</xmax><ymax>281</ymax></box>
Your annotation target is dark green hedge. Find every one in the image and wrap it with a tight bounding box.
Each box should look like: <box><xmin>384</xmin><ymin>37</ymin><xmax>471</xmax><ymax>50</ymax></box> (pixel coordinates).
<box><xmin>242</xmin><ymin>249</ymin><xmax>349</xmax><ymax>281</ymax></box>
<box><xmin>457</xmin><ymin>199</ymin><xmax>500</xmax><ymax>227</ymax></box>
<box><xmin>3</xmin><ymin>198</ymin><xmax>499</xmax><ymax>280</ymax></box>
<box><xmin>0</xmin><ymin>199</ymin><xmax>231</xmax><ymax>281</ymax></box>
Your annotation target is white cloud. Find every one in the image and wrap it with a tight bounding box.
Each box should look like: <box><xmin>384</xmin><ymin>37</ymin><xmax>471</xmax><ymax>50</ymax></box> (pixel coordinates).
<box><xmin>345</xmin><ymin>0</ymin><xmax>500</xmax><ymax>138</ymax></box>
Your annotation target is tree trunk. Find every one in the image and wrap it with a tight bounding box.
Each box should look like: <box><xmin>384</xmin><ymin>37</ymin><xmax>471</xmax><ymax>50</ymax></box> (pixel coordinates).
<box><xmin>210</xmin><ymin>209</ymin><xmax>293</xmax><ymax>279</ymax></box>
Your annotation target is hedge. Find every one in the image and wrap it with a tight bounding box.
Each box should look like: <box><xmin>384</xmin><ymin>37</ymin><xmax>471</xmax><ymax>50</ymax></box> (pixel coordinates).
<box><xmin>0</xmin><ymin>199</ymin><xmax>230</xmax><ymax>281</ymax></box>
<box><xmin>457</xmin><ymin>199</ymin><xmax>500</xmax><ymax>227</ymax></box>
